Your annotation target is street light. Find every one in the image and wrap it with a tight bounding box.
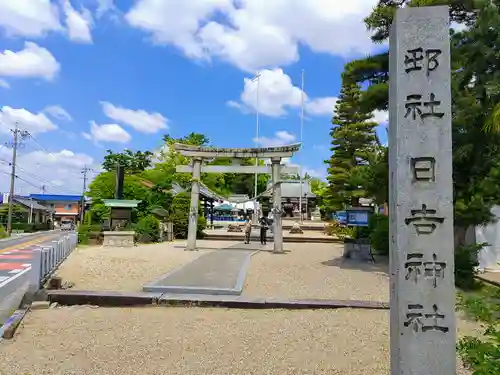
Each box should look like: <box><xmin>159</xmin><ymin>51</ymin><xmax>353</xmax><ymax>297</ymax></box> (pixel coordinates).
<box><xmin>252</xmin><ymin>71</ymin><xmax>261</xmax><ymax>223</ymax></box>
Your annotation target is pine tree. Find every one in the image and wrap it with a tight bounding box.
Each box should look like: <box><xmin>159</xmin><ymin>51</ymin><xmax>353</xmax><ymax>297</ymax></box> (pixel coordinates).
<box><xmin>325</xmin><ymin>77</ymin><xmax>378</xmax><ymax>211</ymax></box>
<box><xmin>344</xmin><ymin>0</ymin><xmax>500</xmax><ymax>247</ymax></box>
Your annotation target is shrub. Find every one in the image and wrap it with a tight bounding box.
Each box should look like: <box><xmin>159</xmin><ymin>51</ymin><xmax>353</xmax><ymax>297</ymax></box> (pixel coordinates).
<box><xmin>11</xmin><ymin>223</ymin><xmax>34</xmax><ymax>233</ymax></box>
<box><xmin>455</xmin><ymin>243</ymin><xmax>484</xmax><ymax>290</ymax></box>
<box><xmin>0</xmin><ymin>225</ymin><xmax>7</xmax><ymax>239</ymax></box>
<box><xmin>171</xmin><ymin>192</ymin><xmax>206</xmax><ymax>239</ymax></box>
<box><xmin>355</xmin><ymin>226</ymin><xmax>371</xmax><ymax>239</ymax></box>
<box><xmin>369</xmin><ymin>214</ymin><xmax>389</xmax><ymax>255</ymax></box>
<box><xmin>84</xmin><ymin>210</ymin><xmax>92</xmax><ymax>225</ymax></box>
<box><xmin>33</xmin><ymin>222</ymin><xmax>50</xmax><ymax>231</ymax></box>
<box><xmin>77</xmin><ymin>224</ymin><xmax>101</xmax><ymax>244</ymax></box>
<box><xmin>458</xmin><ymin>326</ymin><xmax>500</xmax><ymax>375</ymax></box>
<box><xmin>135</xmin><ymin>215</ymin><xmax>160</xmax><ymax>243</ymax></box>
<box><xmin>324</xmin><ymin>221</ymin><xmax>356</xmax><ymax>240</ymax></box>
<box><xmin>197</xmin><ymin>216</ymin><xmax>207</xmax><ymax>238</ymax></box>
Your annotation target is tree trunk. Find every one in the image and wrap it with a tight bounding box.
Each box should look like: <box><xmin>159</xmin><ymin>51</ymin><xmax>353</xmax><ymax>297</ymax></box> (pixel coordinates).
<box><xmin>454</xmin><ymin>225</ymin><xmax>468</xmax><ymax>250</ymax></box>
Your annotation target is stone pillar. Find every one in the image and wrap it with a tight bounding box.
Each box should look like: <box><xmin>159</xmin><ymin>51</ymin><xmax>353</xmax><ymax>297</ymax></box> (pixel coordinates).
<box><xmin>389</xmin><ymin>6</ymin><xmax>455</xmax><ymax>375</ymax></box>
<box><xmin>186</xmin><ymin>158</ymin><xmax>202</xmax><ymax>251</ymax></box>
<box><xmin>271</xmin><ymin>157</ymin><xmax>283</xmax><ymax>253</ymax></box>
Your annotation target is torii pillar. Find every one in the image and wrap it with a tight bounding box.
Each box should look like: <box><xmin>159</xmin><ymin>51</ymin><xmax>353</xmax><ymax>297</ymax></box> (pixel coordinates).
<box><xmin>271</xmin><ymin>157</ymin><xmax>284</xmax><ymax>253</ymax></box>
<box><xmin>186</xmin><ymin>158</ymin><xmax>202</xmax><ymax>251</ymax></box>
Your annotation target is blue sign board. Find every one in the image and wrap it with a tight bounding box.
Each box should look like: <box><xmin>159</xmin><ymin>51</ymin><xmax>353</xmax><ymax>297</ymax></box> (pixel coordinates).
<box><xmin>332</xmin><ymin>211</ymin><xmax>347</xmax><ymax>225</ymax></box>
<box><xmin>346</xmin><ymin>209</ymin><xmax>371</xmax><ymax>227</ymax></box>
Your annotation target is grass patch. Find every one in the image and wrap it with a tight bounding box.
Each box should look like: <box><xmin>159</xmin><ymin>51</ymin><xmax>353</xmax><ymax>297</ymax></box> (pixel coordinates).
<box><xmin>457</xmin><ymin>283</ymin><xmax>500</xmax><ymax>374</ymax></box>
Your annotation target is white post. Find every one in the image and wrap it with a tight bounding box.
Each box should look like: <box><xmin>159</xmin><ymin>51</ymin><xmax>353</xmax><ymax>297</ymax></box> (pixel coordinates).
<box><xmin>253</xmin><ymin>72</ymin><xmax>261</xmax><ymax>224</ymax></box>
<box><xmin>389</xmin><ymin>6</ymin><xmax>455</xmax><ymax>375</ymax></box>
<box><xmin>28</xmin><ymin>249</ymin><xmax>43</xmax><ymax>294</ymax></box>
<box><xmin>299</xmin><ymin>69</ymin><xmax>305</xmax><ymax>223</ymax></box>
<box><xmin>186</xmin><ymin>158</ymin><xmax>202</xmax><ymax>251</ymax></box>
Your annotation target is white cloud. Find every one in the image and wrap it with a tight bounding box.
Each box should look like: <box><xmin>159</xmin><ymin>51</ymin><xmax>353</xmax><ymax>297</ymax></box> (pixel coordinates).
<box><xmin>62</xmin><ymin>0</ymin><xmax>93</xmax><ymax>43</ymax></box>
<box><xmin>125</xmin><ymin>0</ymin><xmax>377</xmax><ymax>72</ymax></box>
<box><xmin>0</xmin><ymin>0</ymin><xmax>63</xmax><ymax>38</ymax></box>
<box><xmin>100</xmin><ymin>101</ymin><xmax>168</xmax><ymax>134</ymax></box>
<box><xmin>81</xmin><ymin>131</ymin><xmax>92</xmax><ymax>140</ymax></box>
<box><xmin>230</xmin><ymin>69</ymin><xmax>303</xmax><ymax>117</ymax></box>
<box><xmin>0</xmin><ymin>146</ymin><xmax>96</xmax><ymax>195</ymax></box>
<box><xmin>125</xmin><ymin>0</ymin><xmax>233</xmax><ymax>59</ymax></box>
<box><xmin>87</xmin><ymin>121</ymin><xmax>131</xmax><ymax>143</ymax></box>
<box><xmin>0</xmin><ymin>42</ymin><xmax>60</xmax><ymax>81</ymax></box>
<box><xmin>451</xmin><ymin>21</ymin><xmax>468</xmax><ymax>32</ymax></box>
<box><xmin>255</xmin><ymin>130</ymin><xmax>296</xmax><ymax>147</ymax></box>
<box><xmin>96</xmin><ymin>0</ymin><xmax>119</xmax><ymax>18</ymax></box>
<box><xmin>229</xmin><ymin>68</ymin><xmax>337</xmax><ymax>118</ymax></box>
<box><xmin>303</xmin><ymin>166</ymin><xmax>327</xmax><ymax>179</ymax></box>
<box><xmin>0</xmin><ymin>79</ymin><xmax>9</xmax><ymax>89</ymax></box>
<box><xmin>305</xmin><ymin>97</ymin><xmax>337</xmax><ymax>117</ymax></box>
<box><xmin>0</xmin><ymin>106</ymin><xmax>58</xmax><ymax>135</ymax></box>
<box><xmin>43</xmin><ymin>105</ymin><xmax>72</xmax><ymax>121</ymax></box>
<box><xmin>373</xmin><ymin>110</ymin><xmax>388</xmax><ymax>124</ymax></box>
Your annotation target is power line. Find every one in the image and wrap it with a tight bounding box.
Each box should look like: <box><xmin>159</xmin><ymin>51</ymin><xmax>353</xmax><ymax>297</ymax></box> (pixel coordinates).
<box><xmin>3</xmin><ymin>130</ymin><xmax>93</xmax><ymax>194</ymax></box>
<box><xmin>0</xmin><ymin>157</ymin><xmax>82</xmax><ymax>195</ymax></box>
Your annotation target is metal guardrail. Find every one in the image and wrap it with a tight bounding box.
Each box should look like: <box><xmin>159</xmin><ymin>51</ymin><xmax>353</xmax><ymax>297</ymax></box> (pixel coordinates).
<box><xmin>0</xmin><ymin>232</ymin><xmax>78</xmax><ymax>324</ymax></box>
<box><xmin>29</xmin><ymin>232</ymin><xmax>78</xmax><ymax>292</ymax></box>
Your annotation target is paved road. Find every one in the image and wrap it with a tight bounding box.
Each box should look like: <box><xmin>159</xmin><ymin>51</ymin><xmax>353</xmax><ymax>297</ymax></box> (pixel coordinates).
<box><xmin>0</xmin><ymin>231</ymin><xmax>64</xmax><ymax>284</ymax></box>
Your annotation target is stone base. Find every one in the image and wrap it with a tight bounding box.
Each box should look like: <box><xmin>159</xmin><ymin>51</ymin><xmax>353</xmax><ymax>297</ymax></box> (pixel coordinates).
<box><xmin>102</xmin><ymin>231</ymin><xmax>135</xmax><ymax>247</ymax></box>
<box><xmin>484</xmin><ymin>265</ymin><xmax>500</xmax><ymax>273</ymax></box>
<box><xmin>227</xmin><ymin>224</ymin><xmax>242</xmax><ymax>233</ymax></box>
<box><xmin>342</xmin><ymin>239</ymin><xmax>373</xmax><ymax>262</ymax></box>
<box><xmin>289</xmin><ymin>222</ymin><xmax>303</xmax><ymax>234</ymax></box>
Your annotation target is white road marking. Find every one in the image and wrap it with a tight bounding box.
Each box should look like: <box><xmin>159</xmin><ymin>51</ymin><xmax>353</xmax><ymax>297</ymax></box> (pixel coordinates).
<box><xmin>8</xmin><ymin>269</ymin><xmax>22</xmax><ymax>274</ymax></box>
<box><xmin>0</xmin><ymin>266</ymin><xmax>31</xmax><ymax>288</ymax></box>
<box><xmin>0</xmin><ymin>276</ymin><xmax>9</xmax><ymax>283</ymax></box>
<box><xmin>21</xmin><ymin>263</ymin><xmax>31</xmax><ymax>267</ymax></box>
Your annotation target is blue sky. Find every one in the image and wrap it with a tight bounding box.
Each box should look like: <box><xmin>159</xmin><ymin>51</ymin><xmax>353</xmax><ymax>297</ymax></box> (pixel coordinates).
<box><xmin>0</xmin><ymin>0</ymin><xmax>388</xmax><ymax>195</ymax></box>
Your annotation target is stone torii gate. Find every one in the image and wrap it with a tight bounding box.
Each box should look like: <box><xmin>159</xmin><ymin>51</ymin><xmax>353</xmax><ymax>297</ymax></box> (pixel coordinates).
<box><xmin>174</xmin><ymin>143</ymin><xmax>301</xmax><ymax>253</ymax></box>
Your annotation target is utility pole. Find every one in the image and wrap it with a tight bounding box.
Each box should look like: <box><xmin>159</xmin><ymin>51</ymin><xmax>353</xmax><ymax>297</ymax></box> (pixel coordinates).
<box><xmin>6</xmin><ymin>123</ymin><xmax>29</xmax><ymax>235</ymax></box>
<box><xmin>80</xmin><ymin>166</ymin><xmax>91</xmax><ymax>223</ymax></box>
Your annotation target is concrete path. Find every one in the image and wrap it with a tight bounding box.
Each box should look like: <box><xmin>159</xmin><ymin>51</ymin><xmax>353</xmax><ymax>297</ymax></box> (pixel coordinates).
<box><xmin>143</xmin><ymin>244</ymin><xmax>264</xmax><ymax>295</ymax></box>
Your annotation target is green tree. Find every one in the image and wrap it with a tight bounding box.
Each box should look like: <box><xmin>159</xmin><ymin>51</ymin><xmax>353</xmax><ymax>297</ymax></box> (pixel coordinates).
<box><xmin>326</xmin><ymin>77</ymin><xmax>378</xmax><ymax>210</ymax></box>
<box><xmin>352</xmin><ymin>145</ymin><xmax>389</xmax><ymax>206</ymax></box>
<box><xmin>0</xmin><ymin>204</ymin><xmax>26</xmax><ymax>223</ymax></box>
<box><xmin>345</xmin><ymin>0</ymin><xmax>500</xmax><ymax>247</ymax></box>
<box><xmin>102</xmin><ymin>149</ymin><xmax>154</xmax><ymax>173</ymax></box>
<box><xmin>158</xmin><ymin>133</ymin><xmax>269</xmax><ymax>197</ymax></box>
<box><xmin>86</xmin><ymin>172</ymin><xmax>152</xmax><ymax>221</ymax></box>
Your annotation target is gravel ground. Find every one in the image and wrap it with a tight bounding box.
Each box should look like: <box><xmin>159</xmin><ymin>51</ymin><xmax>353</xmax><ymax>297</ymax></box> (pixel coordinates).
<box><xmin>53</xmin><ymin>242</ymin><xmax>213</xmax><ymax>291</ymax></box>
<box><xmin>243</xmin><ymin>243</ymin><xmax>390</xmax><ymax>301</ymax></box>
<box><xmin>0</xmin><ymin>307</ymin><xmax>474</xmax><ymax>375</ymax></box>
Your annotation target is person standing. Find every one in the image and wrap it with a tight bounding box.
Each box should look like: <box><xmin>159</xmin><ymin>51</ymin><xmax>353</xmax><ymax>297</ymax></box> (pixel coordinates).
<box><xmin>259</xmin><ymin>215</ymin><xmax>269</xmax><ymax>245</ymax></box>
<box><xmin>243</xmin><ymin>219</ymin><xmax>252</xmax><ymax>244</ymax></box>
